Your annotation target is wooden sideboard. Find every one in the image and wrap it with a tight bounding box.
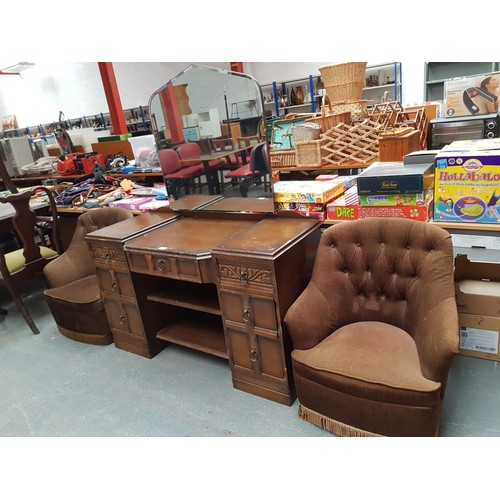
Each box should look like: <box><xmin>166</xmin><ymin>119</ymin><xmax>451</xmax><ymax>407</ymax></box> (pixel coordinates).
<box><xmin>85</xmin><ymin>196</ymin><xmax>321</xmax><ymax>405</ymax></box>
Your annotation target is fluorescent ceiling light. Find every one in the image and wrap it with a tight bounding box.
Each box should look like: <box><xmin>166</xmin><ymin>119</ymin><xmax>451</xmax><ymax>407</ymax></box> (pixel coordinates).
<box><xmin>0</xmin><ymin>62</ymin><xmax>35</xmax><ymax>74</ymax></box>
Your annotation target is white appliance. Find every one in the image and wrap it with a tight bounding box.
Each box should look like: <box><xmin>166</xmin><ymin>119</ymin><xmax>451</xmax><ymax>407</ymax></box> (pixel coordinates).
<box><xmin>0</xmin><ymin>137</ymin><xmax>35</xmax><ymax>176</ymax></box>
<box><xmin>32</xmin><ymin>138</ymin><xmax>49</xmax><ymax>160</ymax></box>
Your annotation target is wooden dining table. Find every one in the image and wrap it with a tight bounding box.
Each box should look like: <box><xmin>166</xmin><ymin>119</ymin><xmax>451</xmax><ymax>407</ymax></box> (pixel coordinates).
<box><xmin>179</xmin><ymin>145</ymin><xmax>251</xmax><ymax>195</ymax></box>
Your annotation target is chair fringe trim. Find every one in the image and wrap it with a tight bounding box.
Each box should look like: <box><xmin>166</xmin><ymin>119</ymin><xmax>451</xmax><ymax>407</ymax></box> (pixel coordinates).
<box><xmin>298</xmin><ymin>404</ymin><xmax>382</xmax><ymax>437</ymax></box>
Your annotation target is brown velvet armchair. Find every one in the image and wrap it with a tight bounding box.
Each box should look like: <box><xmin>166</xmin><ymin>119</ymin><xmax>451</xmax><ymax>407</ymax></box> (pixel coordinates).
<box><xmin>284</xmin><ymin>217</ymin><xmax>459</xmax><ymax>437</ymax></box>
<box><xmin>43</xmin><ymin>208</ymin><xmax>133</xmax><ymax>345</ymax></box>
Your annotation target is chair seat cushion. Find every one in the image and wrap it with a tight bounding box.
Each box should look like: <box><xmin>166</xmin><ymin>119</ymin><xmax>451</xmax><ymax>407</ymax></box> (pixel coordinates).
<box><xmin>292</xmin><ymin>321</ymin><xmax>441</xmax><ymax>407</ymax></box>
<box><xmin>225</xmin><ymin>164</ymin><xmax>262</xmax><ymax>179</ymax></box>
<box><xmin>165</xmin><ymin>164</ymin><xmax>203</xmax><ymax>180</ymax></box>
<box><xmin>1</xmin><ymin>246</ymin><xmax>58</xmax><ymax>277</ymax></box>
<box><xmin>44</xmin><ymin>274</ymin><xmax>101</xmax><ymax>306</ymax></box>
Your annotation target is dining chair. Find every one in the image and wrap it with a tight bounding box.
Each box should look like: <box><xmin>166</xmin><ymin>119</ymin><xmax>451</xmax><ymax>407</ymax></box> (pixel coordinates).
<box><xmin>158</xmin><ymin>148</ymin><xmax>204</xmax><ymax>199</ymax></box>
<box><xmin>0</xmin><ymin>186</ymin><xmax>62</xmax><ymax>334</ymax></box>
<box><xmin>177</xmin><ymin>142</ymin><xmax>226</xmax><ymax>194</ymax></box>
<box><xmin>224</xmin><ymin>142</ymin><xmax>270</xmax><ymax>197</ymax></box>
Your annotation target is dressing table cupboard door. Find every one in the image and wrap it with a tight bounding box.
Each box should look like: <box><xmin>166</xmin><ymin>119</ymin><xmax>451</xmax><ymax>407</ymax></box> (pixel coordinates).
<box><xmin>218</xmin><ymin>275</ymin><xmax>291</xmax><ymax>405</ymax></box>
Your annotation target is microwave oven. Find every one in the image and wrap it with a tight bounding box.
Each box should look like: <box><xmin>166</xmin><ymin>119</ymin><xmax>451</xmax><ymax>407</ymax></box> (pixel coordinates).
<box><xmin>427</xmin><ymin>113</ymin><xmax>500</xmax><ymax>150</ymax></box>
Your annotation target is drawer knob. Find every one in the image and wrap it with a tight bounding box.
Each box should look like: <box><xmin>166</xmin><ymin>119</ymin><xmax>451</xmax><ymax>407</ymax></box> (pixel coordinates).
<box><xmin>240</xmin><ymin>269</ymin><xmax>249</xmax><ymax>285</ymax></box>
<box><xmin>242</xmin><ymin>306</ymin><xmax>251</xmax><ymax>324</ymax></box>
<box><xmin>157</xmin><ymin>259</ymin><xmax>166</xmax><ymax>272</ymax></box>
<box><xmin>111</xmin><ymin>281</ymin><xmax>119</xmax><ymax>293</ymax></box>
<box><xmin>119</xmin><ymin>314</ymin><xmax>127</xmax><ymax>326</ymax></box>
<box><xmin>250</xmin><ymin>347</ymin><xmax>258</xmax><ymax>362</ymax></box>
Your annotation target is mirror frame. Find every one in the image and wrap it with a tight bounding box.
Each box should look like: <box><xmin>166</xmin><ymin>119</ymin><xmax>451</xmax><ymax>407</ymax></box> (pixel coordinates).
<box><xmin>147</xmin><ymin>64</ymin><xmax>274</xmax><ymax>213</ymax></box>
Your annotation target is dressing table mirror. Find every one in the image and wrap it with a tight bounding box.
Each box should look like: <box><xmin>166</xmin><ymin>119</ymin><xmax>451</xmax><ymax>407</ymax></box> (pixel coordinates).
<box><xmin>148</xmin><ymin>64</ymin><xmax>274</xmax><ymax>213</ymax></box>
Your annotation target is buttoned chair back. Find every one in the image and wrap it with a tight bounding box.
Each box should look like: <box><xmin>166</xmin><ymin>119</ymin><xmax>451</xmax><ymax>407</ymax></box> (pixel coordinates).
<box><xmin>284</xmin><ymin>217</ymin><xmax>459</xmax><ymax>437</ymax></box>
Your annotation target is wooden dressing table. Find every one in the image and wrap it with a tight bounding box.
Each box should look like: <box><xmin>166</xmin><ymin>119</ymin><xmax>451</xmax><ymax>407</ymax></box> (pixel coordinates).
<box><xmin>85</xmin><ymin>196</ymin><xmax>321</xmax><ymax>405</ymax></box>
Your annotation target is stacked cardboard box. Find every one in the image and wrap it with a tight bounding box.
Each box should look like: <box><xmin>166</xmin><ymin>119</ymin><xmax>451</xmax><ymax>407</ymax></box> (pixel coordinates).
<box><xmin>274</xmin><ymin>178</ymin><xmax>346</xmax><ymax>220</ymax></box>
<box><xmin>327</xmin><ymin>161</ymin><xmax>435</xmax><ymax>222</ymax></box>
<box><xmin>455</xmin><ymin>254</ymin><xmax>500</xmax><ymax>361</ymax></box>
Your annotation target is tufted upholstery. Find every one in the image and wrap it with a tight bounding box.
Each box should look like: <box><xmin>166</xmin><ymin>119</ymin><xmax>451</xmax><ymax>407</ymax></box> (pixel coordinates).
<box><xmin>284</xmin><ymin>217</ymin><xmax>459</xmax><ymax>437</ymax></box>
<box><xmin>43</xmin><ymin>208</ymin><xmax>134</xmax><ymax>345</ymax></box>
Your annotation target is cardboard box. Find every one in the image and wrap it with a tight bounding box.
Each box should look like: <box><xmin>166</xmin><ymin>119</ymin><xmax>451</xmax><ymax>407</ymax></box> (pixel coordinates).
<box><xmin>444</xmin><ymin>73</ymin><xmax>500</xmax><ymax>118</ymax></box>
<box><xmin>403</xmin><ymin>150</ymin><xmax>440</xmax><ymax>165</ymax></box>
<box><xmin>458</xmin><ymin>313</ymin><xmax>500</xmax><ymax>361</ymax></box>
<box><xmin>443</xmin><ymin>138</ymin><xmax>500</xmax><ymax>152</ymax></box>
<box><xmin>359</xmin><ymin>190</ymin><xmax>431</xmax><ymax>207</ymax></box>
<box><xmin>275</xmin><ymin>201</ymin><xmax>325</xmax><ymax>212</ymax></box>
<box><xmin>138</xmin><ymin>199</ymin><xmax>170</xmax><ymax>212</ymax></box>
<box><xmin>358</xmin><ymin>198</ymin><xmax>433</xmax><ymax>222</ymax></box>
<box><xmin>273</xmin><ymin>179</ymin><xmax>345</xmax><ymax>204</ymax></box>
<box><xmin>434</xmin><ymin>149</ymin><xmax>500</xmax><ymax>223</ymax></box>
<box><xmin>356</xmin><ymin>162</ymin><xmax>435</xmax><ymax>195</ymax></box>
<box><xmin>326</xmin><ymin>204</ymin><xmax>359</xmax><ymax>221</ymax></box>
<box><xmin>454</xmin><ymin>254</ymin><xmax>500</xmax><ymax>317</ymax></box>
<box><xmin>326</xmin><ymin>186</ymin><xmax>360</xmax><ymax>221</ymax></box>
<box><xmin>108</xmin><ymin>196</ymin><xmax>155</xmax><ymax>211</ymax></box>
<box><xmin>296</xmin><ymin>211</ymin><xmax>327</xmax><ymax>221</ymax></box>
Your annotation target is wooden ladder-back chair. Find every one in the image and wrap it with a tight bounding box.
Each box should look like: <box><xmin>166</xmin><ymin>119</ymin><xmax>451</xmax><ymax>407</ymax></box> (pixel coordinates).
<box><xmin>0</xmin><ymin>186</ymin><xmax>62</xmax><ymax>334</ymax></box>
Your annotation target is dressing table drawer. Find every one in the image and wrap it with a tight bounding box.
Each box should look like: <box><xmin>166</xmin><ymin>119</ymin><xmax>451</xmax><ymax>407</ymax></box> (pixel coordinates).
<box><xmin>217</xmin><ymin>260</ymin><xmax>274</xmax><ymax>296</ymax></box>
<box><xmin>127</xmin><ymin>251</ymin><xmax>203</xmax><ymax>283</ymax></box>
<box><xmin>96</xmin><ymin>268</ymin><xmax>136</xmax><ymax>300</ymax></box>
<box><xmin>90</xmin><ymin>244</ymin><xmax>129</xmax><ymax>271</ymax></box>
<box><xmin>103</xmin><ymin>298</ymin><xmax>145</xmax><ymax>338</ymax></box>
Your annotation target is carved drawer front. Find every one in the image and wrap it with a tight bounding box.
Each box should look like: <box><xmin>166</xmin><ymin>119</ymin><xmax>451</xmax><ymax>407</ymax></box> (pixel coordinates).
<box><xmin>217</xmin><ymin>261</ymin><xmax>274</xmax><ymax>296</ymax></box>
<box><xmin>96</xmin><ymin>268</ymin><xmax>135</xmax><ymax>300</ymax></box>
<box><xmin>219</xmin><ymin>291</ymin><xmax>278</xmax><ymax>334</ymax></box>
<box><xmin>103</xmin><ymin>298</ymin><xmax>145</xmax><ymax>337</ymax></box>
<box><xmin>226</xmin><ymin>328</ymin><xmax>286</xmax><ymax>381</ymax></box>
<box><xmin>127</xmin><ymin>251</ymin><xmax>202</xmax><ymax>283</ymax></box>
<box><xmin>91</xmin><ymin>245</ymin><xmax>128</xmax><ymax>270</ymax></box>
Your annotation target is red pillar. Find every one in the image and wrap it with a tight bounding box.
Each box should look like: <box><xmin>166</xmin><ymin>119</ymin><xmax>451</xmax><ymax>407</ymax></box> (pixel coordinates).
<box><xmin>97</xmin><ymin>62</ymin><xmax>128</xmax><ymax>135</ymax></box>
<box><xmin>160</xmin><ymin>83</ymin><xmax>184</xmax><ymax>143</ymax></box>
<box><xmin>230</xmin><ymin>62</ymin><xmax>244</xmax><ymax>73</ymax></box>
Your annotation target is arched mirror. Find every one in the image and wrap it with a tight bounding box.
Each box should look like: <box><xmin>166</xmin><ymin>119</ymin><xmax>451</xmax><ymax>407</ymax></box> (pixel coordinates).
<box><xmin>148</xmin><ymin>64</ymin><xmax>274</xmax><ymax>212</ymax></box>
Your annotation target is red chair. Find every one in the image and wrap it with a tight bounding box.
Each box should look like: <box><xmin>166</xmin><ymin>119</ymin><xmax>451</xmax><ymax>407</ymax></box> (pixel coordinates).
<box><xmin>158</xmin><ymin>148</ymin><xmax>204</xmax><ymax>199</ymax></box>
<box><xmin>224</xmin><ymin>142</ymin><xmax>270</xmax><ymax>197</ymax></box>
<box><xmin>177</xmin><ymin>142</ymin><xmax>226</xmax><ymax>195</ymax></box>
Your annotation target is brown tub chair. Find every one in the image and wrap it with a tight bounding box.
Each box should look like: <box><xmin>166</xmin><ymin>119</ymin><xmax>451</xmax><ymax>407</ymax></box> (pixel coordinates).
<box><xmin>43</xmin><ymin>208</ymin><xmax>133</xmax><ymax>345</ymax></box>
<box><xmin>284</xmin><ymin>217</ymin><xmax>459</xmax><ymax>437</ymax></box>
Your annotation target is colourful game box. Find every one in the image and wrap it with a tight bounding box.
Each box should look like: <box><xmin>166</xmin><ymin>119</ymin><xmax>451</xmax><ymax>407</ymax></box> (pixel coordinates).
<box><xmin>356</xmin><ymin>162</ymin><xmax>435</xmax><ymax>195</ymax></box>
<box><xmin>359</xmin><ymin>190</ymin><xmax>431</xmax><ymax>207</ymax></box>
<box><xmin>434</xmin><ymin>149</ymin><xmax>500</xmax><ymax>223</ymax></box>
<box><xmin>273</xmin><ymin>179</ymin><xmax>345</xmax><ymax>204</ymax></box>
<box><xmin>358</xmin><ymin>199</ymin><xmax>433</xmax><ymax>222</ymax></box>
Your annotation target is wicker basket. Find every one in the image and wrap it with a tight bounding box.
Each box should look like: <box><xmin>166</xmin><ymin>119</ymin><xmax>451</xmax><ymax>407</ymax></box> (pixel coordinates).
<box><xmin>319</xmin><ymin>62</ymin><xmax>367</xmax><ymax>86</ymax></box>
<box><xmin>295</xmin><ymin>140</ymin><xmax>323</xmax><ymax>168</ymax></box>
<box><xmin>270</xmin><ymin>150</ymin><xmax>296</xmax><ymax>168</ymax></box>
<box><xmin>326</xmin><ymin>81</ymin><xmax>365</xmax><ymax>103</ymax></box>
<box><xmin>305</xmin><ymin>95</ymin><xmax>351</xmax><ymax>132</ymax></box>
<box><xmin>292</xmin><ymin>122</ymin><xmax>321</xmax><ymax>142</ymax></box>
<box><xmin>329</xmin><ymin>99</ymin><xmax>371</xmax><ymax>121</ymax></box>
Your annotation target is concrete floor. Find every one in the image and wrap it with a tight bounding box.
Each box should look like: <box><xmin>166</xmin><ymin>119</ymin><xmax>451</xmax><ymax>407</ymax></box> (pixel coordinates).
<box><xmin>2</xmin><ymin>276</ymin><xmax>499</xmax><ymax>500</ymax></box>
<box><xmin>1</xmin><ymin>279</ymin><xmax>500</xmax><ymax>438</ymax></box>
